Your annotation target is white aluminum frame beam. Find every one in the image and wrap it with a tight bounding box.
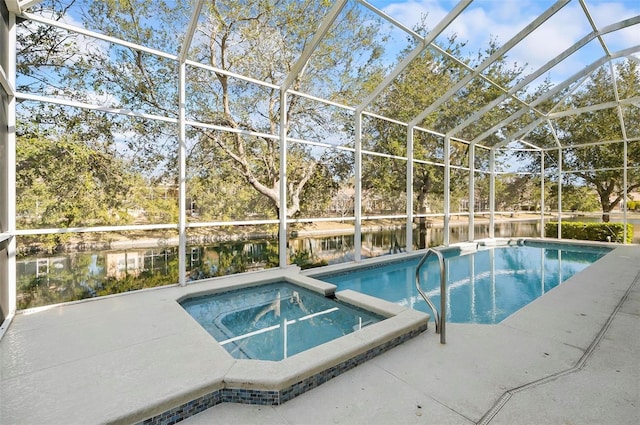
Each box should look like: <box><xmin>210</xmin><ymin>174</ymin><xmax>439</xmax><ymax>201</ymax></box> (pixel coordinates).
<box><xmin>447</xmin><ymin>16</ymin><xmax>640</xmax><ymax>140</ymax></box>
<box><xmin>361</xmin><ymin>0</ymin><xmax>547</xmax><ymax>127</ymax></box>
<box><xmin>178</xmin><ymin>0</ymin><xmax>204</xmax><ymax>63</ymax></box>
<box><xmin>281</xmin><ymin>0</ymin><xmax>347</xmax><ymax>90</ymax></box>
<box><xmin>22</xmin><ymin>12</ymin><xmax>178</xmax><ymax>61</ymax></box>
<box><xmin>1</xmin><ymin>4</ymin><xmax>17</xmax><ymax>337</ymax></box>
<box><xmin>5</xmin><ymin>0</ymin><xmax>19</xmax><ymax>13</ymax></box>
<box><xmin>354</xmin><ymin>113</ymin><xmax>363</xmax><ymax>261</ymax></box>
<box><xmin>544</xmin><ymin>137</ymin><xmax>640</xmax><ymax>151</ymax></box>
<box><xmin>608</xmin><ymin>60</ymin><xmax>630</xmax><ymax>244</ymax></box>
<box><xmin>579</xmin><ymin>0</ymin><xmax>610</xmax><ymax>57</ymax></box>
<box><xmin>468</xmin><ymin>143</ymin><xmax>475</xmax><ymax>241</ymax></box>
<box><xmin>489</xmin><ymin>47</ymin><xmax>640</xmax><ymax>149</ymax></box>
<box><xmin>540</xmin><ymin>152</ymin><xmax>545</xmax><ymax>238</ymax></box>
<box><xmin>356</xmin><ymin>0</ymin><xmax>421</xmax><ymax>41</ymax></box>
<box><xmin>176</xmin><ymin>0</ymin><xmax>204</xmax><ymax>286</ymax></box>
<box><xmin>0</xmin><ymin>64</ymin><xmax>14</xmax><ymax>96</ymax></box>
<box><xmin>406</xmin><ymin>127</ymin><xmax>414</xmax><ymax>250</ymax></box>
<box><xmin>357</xmin><ymin>0</ymin><xmax>471</xmax><ymax>112</ymax></box>
<box><xmin>16</xmin><ymin>92</ymin><xmax>178</xmax><ymax>123</ymax></box>
<box><xmin>443</xmin><ymin>136</ymin><xmax>451</xmax><ymax>246</ymax></box>
<box><xmin>18</xmin><ymin>0</ymin><xmax>39</xmax><ymax>11</ymax></box>
<box><xmin>279</xmin><ymin>0</ymin><xmax>347</xmax><ymax>266</ymax></box>
<box><xmin>409</xmin><ymin>0</ymin><xmax>571</xmax><ymax>128</ymax></box>
<box><xmin>547</xmin><ymin>97</ymin><xmax>640</xmax><ymax>119</ymax></box>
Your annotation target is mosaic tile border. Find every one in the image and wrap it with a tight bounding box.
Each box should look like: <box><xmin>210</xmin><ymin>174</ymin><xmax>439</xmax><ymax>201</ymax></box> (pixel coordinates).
<box><xmin>136</xmin><ymin>323</ymin><xmax>427</xmax><ymax>425</ymax></box>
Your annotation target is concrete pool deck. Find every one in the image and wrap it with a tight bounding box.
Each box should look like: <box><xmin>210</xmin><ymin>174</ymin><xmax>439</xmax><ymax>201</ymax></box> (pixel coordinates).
<box><xmin>1</xmin><ymin>243</ymin><xmax>638</xmax><ymax>424</ymax></box>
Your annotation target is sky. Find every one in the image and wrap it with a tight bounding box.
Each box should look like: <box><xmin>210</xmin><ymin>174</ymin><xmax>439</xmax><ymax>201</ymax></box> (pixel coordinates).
<box><xmin>35</xmin><ymin>0</ymin><xmax>640</xmax><ymax>89</ymax></box>
<box><xmin>366</xmin><ymin>0</ymin><xmax>640</xmax><ymax>85</ymax></box>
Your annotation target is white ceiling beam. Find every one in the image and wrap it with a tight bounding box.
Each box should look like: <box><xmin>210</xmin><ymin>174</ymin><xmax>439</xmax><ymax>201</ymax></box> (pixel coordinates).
<box><xmin>18</xmin><ymin>0</ymin><xmax>41</xmax><ymax>10</ymax></box>
<box><xmin>608</xmin><ymin>61</ymin><xmax>629</xmax><ymax>143</ymax></box>
<box><xmin>356</xmin><ymin>0</ymin><xmax>472</xmax><ymax>112</ymax></box>
<box><xmin>281</xmin><ymin>0</ymin><xmax>348</xmax><ymax>91</ymax></box>
<box><xmin>579</xmin><ymin>0</ymin><xmax>610</xmax><ymax>57</ymax></box>
<box><xmin>446</xmin><ymin>16</ymin><xmax>640</xmax><ymax>138</ymax></box>
<box><xmin>23</xmin><ymin>12</ymin><xmax>178</xmax><ymax>60</ymax></box>
<box><xmin>474</xmin><ymin>46</ymin><xmax>639</xmax><ymax>146</ymax></box>
<box><xmin>547</xmin><ymin>97</ymin><xmax>640</xmax><ymax>119</ymax></box>
<box><xmin>409</xmin><ymin>0</ymin><xmax>571</xmax><ymax>127</ymax></box>
<box><xmin>178</xmin><ymin>0</ymin><xmax>204</xmax><ymax>63</ymax></box>
<box><xmin>472</xmin><ymin>107</ymin><xmax>536</xmax><ymax>146</ymax></box>
<box><xmin>359</xmin><ymin>1</ymin><xmax>553</xmax><ymax>127</ymax></box>
<box><xmin>0</xmin><ymin>64</ymin><xmax>15</xmax><ymax>96</ymax></box>
<box><xmin>542</xmin><ymin>137</ymin><xmax>640</xmax><ymax>152</ymax></box>
<box><xmin>16</xmin><ymin>92</ymin><xmax>179</xmax><ymax>124</ymax></box>
<box><xmin>356</xmin><ymin>0</ymin><xmax>421</xmax><ymax>42</ymax></box>
<box><xmin>5</xmin><ymin>0</ymin><xmax>20</xmax><ymax>13</ymax></box>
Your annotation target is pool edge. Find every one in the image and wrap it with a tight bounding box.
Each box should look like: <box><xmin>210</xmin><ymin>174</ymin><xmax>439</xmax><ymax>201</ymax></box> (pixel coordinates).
<box><xmin>133</xmin><ymin>271</ymin><xmax>429</xmax><ymax>425</ymax></box>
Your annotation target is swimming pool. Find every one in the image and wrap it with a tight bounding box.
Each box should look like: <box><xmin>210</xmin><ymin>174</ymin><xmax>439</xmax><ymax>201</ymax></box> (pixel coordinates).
<box><xmin>316</xmin><ymin>241</ymin><xmax>612</xmax><ymax>324</ymax></box>
<box><xmin>180</xmin><ymin>281</ymin><xmax>383</xmax><ymax>361</ymax></box>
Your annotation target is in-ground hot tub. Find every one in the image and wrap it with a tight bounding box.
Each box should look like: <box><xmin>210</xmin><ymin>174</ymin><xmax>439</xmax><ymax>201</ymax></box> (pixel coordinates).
<box><xmin>137</xmin><ymin>269</ymin><xmax>429</xmax><ymax>424</ymax></box>
<box><xmin>180</xmin><ymin>281</ymin><xmax>384</xmax><ymax>361</ymax></box>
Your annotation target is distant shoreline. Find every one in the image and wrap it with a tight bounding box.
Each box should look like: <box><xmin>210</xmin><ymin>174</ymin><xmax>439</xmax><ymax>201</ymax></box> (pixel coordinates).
<box><xmin>16</xmin><ymin>212</ymin><xmax>639</xmax><ymax>254</ymax></box>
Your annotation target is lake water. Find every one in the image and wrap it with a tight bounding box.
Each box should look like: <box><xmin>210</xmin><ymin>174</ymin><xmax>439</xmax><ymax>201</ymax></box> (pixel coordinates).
<box><xmin>16</xmin><ymin>217</ymin><xmax>632</xmax><ymax>309</ymax></box>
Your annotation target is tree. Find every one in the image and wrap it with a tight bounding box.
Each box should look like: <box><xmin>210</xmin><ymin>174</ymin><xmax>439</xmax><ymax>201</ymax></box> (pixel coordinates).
<box><xmin>19</xmin><ymin>0</ymin><xmax>388</xmax><ymax>220</ymax></box>
<box><xmin>365</xmin><ymin>23</ymin><xmax>526</xmax><ymax>246</ymax></box>
<box><xmin>16</xmin><ymin>125</ymin><xmax>139</xmax><ymax>229</ymax></box>
<box><xmin>520</xmin><ymin>60</ymin><xmax>640</xmax><ymax>221</ymax></box>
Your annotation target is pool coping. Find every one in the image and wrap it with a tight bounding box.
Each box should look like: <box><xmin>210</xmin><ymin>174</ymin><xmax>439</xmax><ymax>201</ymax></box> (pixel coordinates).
<box><xmin>135</xmin><ymin>268</ymin><xmax>429</xmax><ymax>424</ymax></box>
<box><xmin>1</xmin><ymin>237</ymin><xmax>628</xmax><ymax>425</ymax></box>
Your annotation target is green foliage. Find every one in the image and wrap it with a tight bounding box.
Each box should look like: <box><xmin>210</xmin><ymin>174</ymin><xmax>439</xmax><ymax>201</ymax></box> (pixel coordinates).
<box><xmin>17</xmin><ymin>274</ymin><xmax>92</xmax><ymax>310</ymax></box>
<box><xmin>97</xmin><ymin>266</ymin><xmax>179</xmax><ymax>297</ymax></box>
<box><xmin>559</xmin><ymin>185</ymin><xmax>600</xmax><ymax>212</ymax></box>
<box><xmin>365</xmin><ymin>31</ymin><xmax>527</xmax><ymax>214</ymax></box>
<box><xmin>626</xmin><ymin>200</ymin><xmax>639</xmax><ymax>211</ymax></box>
<box><xmin>23</xmin><ymin>0</ymin><xmax>388</xmax><ymax>219</ymax></box>
<box><xmin>545</xmin><ymin>222</ymin><xmax>633</xmax><ymax>243</ymax></box>
<box><xmin>16</xmin><ymin>129</ymin><xmax>139</xmax><ymax>228</ymax></box>
<box><xmin>289</xmin><ymin>250</ymin><xmax>328</xmax><ymax>269</ymax></box>
<box><xmin>520</xmin><ymin>60</ymin><xmax>640</xmax><ymax>218</ymax></box>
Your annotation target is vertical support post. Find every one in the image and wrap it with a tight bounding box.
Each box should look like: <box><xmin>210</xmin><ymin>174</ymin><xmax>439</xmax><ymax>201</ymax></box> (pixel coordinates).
<box><xmin>623</xmin><ymin>139</ymin><xmax>628</xmax><ymax>244</ymax></box>
<box><xmin>489</xmin><ymin>149</ymin><xmax>495</xmax><ymax>239</ymax></box>
<box><xmin>540</xmin><ymin>151</ymin><xmax>545</xmax><ymax>238</ymax></box>
<box><xmin>175</xmin><ymin>0</ymin><xmax>203</xmax><ymax>286</ymax></box>
<box><xmin>354</xmin><ymin>113</ymin><xmax>362</xmax><ymax>261</ymax></box>
<box><xmin>557</xmin><ymin>148</ymin><xmax>562</xmax><ymax>239</ymax></box>
<box><xmin>443</xmin><ymin>136</ymin><xmax>450</xmax><ymax>246</ymax></box>
<box><xmin>468</xmin><ymin>143</ymin><xmax>475</xmax><ymax>241</ymax></box>
<box><xmin>279</xmin><ymin>89</ymin><xmax>288</xmax><ymax>267</ymax></box>
<box><xmin>406</xmin><ymin>126</ymin><xmax>414</xmax><ymax>252</ymax></box>
<box><xmin>1</xmin><ymin>9</ymin><xmax>17</xmax><ymax>325</ymax></box>
<box><xmin>178</xmin><ymin>62</ymin><xmax>187</xmax><ymax>285</ymax></box>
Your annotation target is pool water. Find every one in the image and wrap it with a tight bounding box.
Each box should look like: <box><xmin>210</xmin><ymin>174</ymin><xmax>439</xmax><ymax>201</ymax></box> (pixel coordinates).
<box><xmin>320</xmin><ymin>242</ymin><xmax>611</xmax><ymax>324</ymax></box>
<box><xmin>180</xmin><ymin>282</ymin><xmax>383</xmax><ymax>361</ymax></box>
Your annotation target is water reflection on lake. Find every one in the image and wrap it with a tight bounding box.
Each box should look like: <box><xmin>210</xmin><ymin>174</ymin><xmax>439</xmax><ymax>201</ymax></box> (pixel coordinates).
<box><xmin>15</xmin><ymin>220</ymin><xmax>543</xmax><ymax>309</ymax></box>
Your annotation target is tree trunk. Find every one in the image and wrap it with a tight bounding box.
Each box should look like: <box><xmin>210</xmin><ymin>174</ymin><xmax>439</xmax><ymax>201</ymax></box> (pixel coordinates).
<box><xmin>416</xmin><ymin>187</ymin><xmax>430</xmax><ymax>249</ymax></box>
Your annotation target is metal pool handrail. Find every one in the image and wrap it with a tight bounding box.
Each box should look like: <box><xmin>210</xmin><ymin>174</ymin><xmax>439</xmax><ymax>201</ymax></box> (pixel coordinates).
<box><xmin>415</xmin><ymin>248</ymin><xmax>447</xmax><ymax>344</ymax></box>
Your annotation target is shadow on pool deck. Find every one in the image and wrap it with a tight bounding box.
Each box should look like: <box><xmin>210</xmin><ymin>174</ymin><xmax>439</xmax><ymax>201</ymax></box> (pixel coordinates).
<box><xmin>1</xmin><ymin>245</ymin><xmax>638</xmax><ymax>425</ymax></box>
